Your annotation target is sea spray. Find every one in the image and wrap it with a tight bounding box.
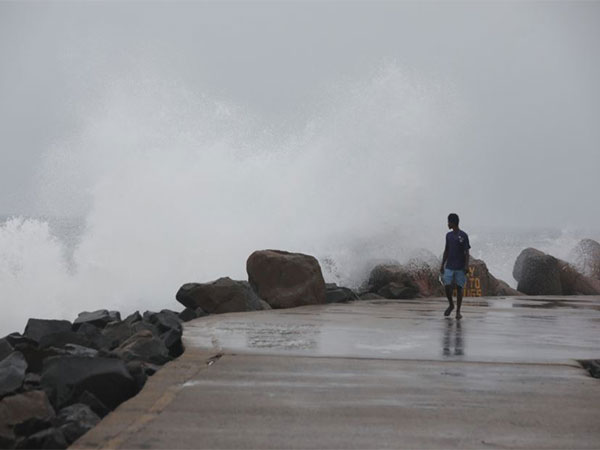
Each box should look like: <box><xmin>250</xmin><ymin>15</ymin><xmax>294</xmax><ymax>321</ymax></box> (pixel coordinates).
<box><xmin>1</xmin><ymin>65</ymin><xmax>598</xmax><ymax>336</ymax></box>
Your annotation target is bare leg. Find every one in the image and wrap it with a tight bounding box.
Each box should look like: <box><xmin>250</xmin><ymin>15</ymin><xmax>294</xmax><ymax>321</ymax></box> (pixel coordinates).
<box><xmin>444</xmin><ymin>285</ymin><xmax>454</xmax><ymax>316</ymax></box>
<box><xmin>456</xmin><ymin>286</ymin><xmax>463</xmax><ymax>320</ymax></box>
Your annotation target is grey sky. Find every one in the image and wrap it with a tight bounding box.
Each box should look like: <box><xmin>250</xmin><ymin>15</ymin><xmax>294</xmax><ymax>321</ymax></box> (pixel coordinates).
<box><xmin>1</xmin><ymin>1</ymin><xmax>599</xmax><ymax>227</ymax></box>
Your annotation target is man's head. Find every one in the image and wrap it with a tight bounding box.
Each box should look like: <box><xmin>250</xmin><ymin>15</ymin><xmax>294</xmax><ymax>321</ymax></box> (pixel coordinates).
<box><xmin>447</xmin><ymin>213</ymin><xmax>459</xmax><ymax>229</ymax></box>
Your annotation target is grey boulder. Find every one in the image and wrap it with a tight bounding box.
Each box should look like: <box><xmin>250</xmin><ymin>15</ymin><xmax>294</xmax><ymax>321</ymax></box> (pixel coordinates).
<box><xmin>176</xmin><ymin>277</ymin><xmax>271</xmax><ymax>314</ymax></box>
<box><xmin>23</xmin><ymin>319</ymin><xmax>72</xmax><ymax>344</ymax></box>
<box><xmin>0</xmin><ymin>352</ymin><xmax>27</xmax><ymax>398</ymax></box>
<box><xmin>41</xmin><ymin>356</ymin><xmax>137</xmax><ymax>410</ymax></box>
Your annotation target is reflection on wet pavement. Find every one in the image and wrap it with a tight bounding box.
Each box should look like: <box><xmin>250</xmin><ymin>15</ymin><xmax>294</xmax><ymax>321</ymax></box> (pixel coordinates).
<box><xmin>442</xmin><ymin>319</ymin><xmax>464</xmax><ymax>357</ymax></box>
<box><xmin>184</xmin><ymin>296</ymin><xmax>600</xmax><ymax>364</ymax></box>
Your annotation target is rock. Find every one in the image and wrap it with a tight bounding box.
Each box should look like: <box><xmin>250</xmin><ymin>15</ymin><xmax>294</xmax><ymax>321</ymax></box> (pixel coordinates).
<box><xmin>513</xmin><ymin>248</ymin><xmax>563</xmax><ymax>295</ymax></box>
<box><xmin>178</xmin><ymin>307</ymin><xmax>208</xmax><ymax>322</ymax></box>
<box><xmin>160</xmin><ymin>329</ymin><xmax>184</xmax><ymax>358</ymax></box>
<box><xmin>367</xmin><ymin>264</ymin><xmax>422</xmax><ymax>299</ymax></box>
<box><xmin>23</xmin><ymin>319</ymin><xmax>72</xmax><ymax>344</ymax></box>
<box><xmin>325</xmin><ymin>284</ymin><xmax>359</xmax><ymax>303</ymax></box>
<box><xmin>464</xmin><ymin>258</ymin><xmax>521</xmax><ymax>297</ymax></box>
<box><xmin>73</xmin><ymin>310</ymin><xmax>119</xmax><ymax>330</ymax></box>
<box><xmin>377</xmin><ymin>281</ymin><xmax>419</xmax><ymax>299</ymax></box>
<box><xmin>0</xmin><ymin>338</ymin><xmax>14</xmax><ymax>362</ymax></box>
<box><xmin>75</xmin><ymin>323</ymin><xmax>111</xmax><ymax>350</ymax></box>
<box><xmin>4</xmin><ymin>333</ymin><xmax>38</xmax><ymax>349</ymax></box>
<box><xmin>145</xmin><ymin>310</ymin><xmax>182</xmax><ymax>334</ymax></box>
<box><xmin>556</xmin><ymin>259</ymin><xmax>600</xmax><ymax>295</ymax></box>
<box><xmin>123</xmin><ymin>311</ymin><xmax>142</xmax><ymax>326</ymax></box>
<box><xmin>112</xmin><ymin>330</ymin><xmax>171</xmax><ymax>365</ymax></box>
<box><xmin>76</xmin><ymin>391</ymin><xmax>110</xmax><ymax>418</ymax></box>
<box><xmin>41</xmin><ymin>356</ymin><xmax>137</xmax><ymax>410</ymax></box>
<box><xmin>23</xmin><ymin>373</ymin><xmax>41</xmax><ymax>391</ymax></box>
<box><xmin>12</xmin><ymin>344</ymin><xmax>63</xmax><ymax>375</ymax></box>
<box><xmin>125</xmin><ymin>361</ymin><xmax>148</xmax><ymax>391</ymax></box>
<box><xmin>513</xmin><ymin>248</ymin><xmax>600</xmax><ymax>295</ymax></box>
<box><xmin>0</xmin><ymin>352</ymin><xmax>27</xmax><ymax>398</ymax></box>
<box><xmin>101</xmin><ymin>321</ymin><xmax>138</xmax><ymax>350</ymax></box>
<box><xmin>55</xmin><ymin>403</ymin><xmax>100</xmax><ymax>445</ymax></box>
<box><xmin>359</xmin><ymin>293</ymin><xmax>384</xmax><ymax>300</ymax></box>
<box><xmin>570</xmin><ymin>239</ymin><xmax>600</xmax><ymax>280</ymax></box>
<box><xmin>60</xmin><ymin>344</ymin><xmax>98</xmax><ymax>358</ymax></box>
<box><xmin>15</xmin><ymin>426</ymin><xmax>67</xmax><ymax>449</ymax></box>
<box><xmin>0</xmin><ymin>390</ymin><xmax>55</xmax><ymax>447</ymax></box>
<box><xmin>176</xmin><ymin>277</ymin><xmax>271</xmax><ymax>314</ymax></box>
<box><xmin>38</xmin><ymin>330</ymin><xmax>94</xmax><ymax>350</ymax></box>
<box><xmin>579</xmin><ymin>360</ymin><xmax>600</xmax><ymax>379</ymax></box>
<box><xmin>246</xmin><ymin>250</ymin><xmax>327</xmax><ymax>309</ymax></box>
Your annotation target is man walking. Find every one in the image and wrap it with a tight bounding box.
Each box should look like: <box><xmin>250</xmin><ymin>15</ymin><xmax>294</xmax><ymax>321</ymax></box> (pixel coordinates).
<box><xmin>440</xmin><ymin>213</ymin><xmax>470</xmax><ymax>319</ymax></box>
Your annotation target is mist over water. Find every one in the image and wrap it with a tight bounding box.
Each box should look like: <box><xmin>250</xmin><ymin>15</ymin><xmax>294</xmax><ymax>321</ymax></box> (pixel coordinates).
<box><xmin>1</xmin><ymin>65</ymin><xmax>598</xmax><ymax>336</ymax></box>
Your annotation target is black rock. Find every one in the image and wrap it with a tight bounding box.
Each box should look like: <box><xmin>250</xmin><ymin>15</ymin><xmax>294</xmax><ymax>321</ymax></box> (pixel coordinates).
<box><xmin>176</xmin><ymin>278</ymin><xmax>270</xmax><ymax>314</ymax></box>
<box><xmin>179</xmin><ymin>307</ymin><xmax>207</xmax><ymax>322</ymax></box>
<box><xmin>13</xmin><ymin>344</ymin><xmax>63</xmax><ymax>374</ymax></box>
<box><xmin>56</xmin><ymin>403</ymin><xmax>100</xmax><ymax>445</ymax></box>
<box><xmin>125</xmin><ymin>360</ymin><xmax>148</xmax><ymax>391</ymax></box>
<box><xmin>160</xmin><ymin>328</ymin><xmax>184</xmax><ymax>358</ymax></box>
<box><xmin>132</xmin><ymin>320</ymin><xmax>160</xmax><ymax>337</ymax></box>
<box><xmin>73</xmin><ymin>310</ymin><xmax>118</xmax><ymax>330</ymax></box>
<box><xmin>0</xmin><ymin>352</ymin><xmax>27</xmax><ymax>398</ymax></box>
<box><xmin>325</xmin><ymin>284</ymin><xmax>359</xmax><ymax>303</ymax></box>
<box><xmin>579</xmin><ymin>360</ymin><xmax>600</xmax><ymax>379</ymax></box>
<box><xmin>0</xmin><ymin>338</ymin><xmax>14</xmax><ymax>362</ymax></box>
<box><xmin>13</xmin><ymin>415</ymin><xmax>53</xmax><ymax>437</ymax></box>
<box><xmin>75</xmin><ymin>323</ymin><xmax>111</xmax><ymax>350</ymax></box>
<box><xmin>23</xmin><ymin>319</ymin><xmax>72</xmax><ymax>344</ymax></box>
<box><xmin>23</xmin><ymin>373</ymin><xmax>41</xmax><ymax>391</ymax></box>
<box><xmin>38</xmin><ymin>330</ymin><xmax>94</xmax><ymax>350</ymax></box>
<box><xmin>6</xmin><ymin>332</ymin><xmax>39</xmax><ymax>349</ymax></box>
<box><xmin>76</xmin><ymin>391</ymin><xmax>110</xmax><ymax>418</ymax></box>
<box><xmin>41</xmin><ymin>356</ymin><xmax>137</xmax><ymax>410</ymax></box>
<box><xmin>123</xmin><ymin>311</ymin><xmax>142</xmax><ymax>326</ymax></box>
<box><xmin>15</xmin><ymin>427</ymin><xmax>67</xmax><ymax>449</ymax></box>
<box><xmin>112</xmin><ymin>330</ymin><xmax>171</xmax><ymax>365</ymax></box>
<box><xmin>60</xmin><ymin>344</ymin><xmax>99</xmax><ymax>358</ymax></box>
<box><xmin>146</xmin><ymin>310</ymin><xmax>182</xmax><ymax>334</ymax></box>
<box><xmin>377</xmin><ymin>282</ymin><xmax>419</xmax><ymax>299</ymax></box>
<box><xmin>101</xmin><ymin>321</ymin><xmax>137</xmax><ymax>350</ymax></box>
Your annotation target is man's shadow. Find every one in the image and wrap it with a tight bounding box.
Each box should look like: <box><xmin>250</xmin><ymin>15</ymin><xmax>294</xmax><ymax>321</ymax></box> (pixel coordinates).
<box><xmin>442</xmin><ymin>319</ymin><xmax>464</xmax><ymax>356</ymax></box>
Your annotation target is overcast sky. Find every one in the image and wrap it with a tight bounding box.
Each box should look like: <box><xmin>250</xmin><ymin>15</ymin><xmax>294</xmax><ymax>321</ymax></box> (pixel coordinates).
<box><xmin>1</xmin><ymin>1</ymin><xmax>599</xmax><ymax>228</ymax></box>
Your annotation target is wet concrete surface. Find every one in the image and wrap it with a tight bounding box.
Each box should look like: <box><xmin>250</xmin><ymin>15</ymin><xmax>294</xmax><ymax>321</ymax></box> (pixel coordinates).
<box><xmin>185</xmin><ymin>296</ymin><xmax>600</xmax><ymax>364</ymax></box>
<box><xmin>74</xmin><ymin>296</ymin><xmax>600</xmax><ymax>449</ymax></box>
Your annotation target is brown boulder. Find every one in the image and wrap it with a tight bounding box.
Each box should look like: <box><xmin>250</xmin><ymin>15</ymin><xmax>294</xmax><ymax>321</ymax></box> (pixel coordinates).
<box><xmin>0</xmin><ymin>390</ymin><xmax>55</xmax><ymax>447</ymax></box>
<box><xmin>246</xmin><ymin>250</ymin><xmax>326</xmax><ymax>309</ymax></box>
<box><xmin>176</xmin><ymin>278</ymin><xmax>270</xmax><ymax>314</ymax></box>
<box><xmin>465</xmin><ymin>258</ymin><xmax>521</xmax><ymax>297</ymax></box>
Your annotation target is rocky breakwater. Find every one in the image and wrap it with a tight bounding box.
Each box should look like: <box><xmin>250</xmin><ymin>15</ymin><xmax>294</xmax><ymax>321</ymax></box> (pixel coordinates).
<box><xmin>362</xmin><ymin>252</ymin><xmax>518</xmax><ymax>299</ymax></box>
<box><xmin>0</xmin><ymin>309</ymin><xmax>184</xmax><ymax>449</ymax></box>
<box><xmin>176</xmin><ymin>249</ymin><xmax>358</xmax><ymax>314</ymax></box>
<box><xmin>513</xmin><ymin>245</ymin><xmax>600</xmax><ymax>296</ymax></box>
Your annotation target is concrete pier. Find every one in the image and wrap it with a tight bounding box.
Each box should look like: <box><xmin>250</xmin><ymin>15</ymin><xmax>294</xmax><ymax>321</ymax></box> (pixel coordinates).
<box><xmin>74</xmin><ymin>296</ymin><xmax>600</xmax><ymax>449</ymax></box>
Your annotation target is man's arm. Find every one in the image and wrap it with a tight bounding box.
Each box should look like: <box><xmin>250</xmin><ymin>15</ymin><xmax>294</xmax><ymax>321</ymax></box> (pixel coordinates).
<box><xmin>440</xmin><ymin>241</ymin><xmax>448</xmax><ymax>274</ymax></box>
<box><xmin>464</xmin><ymin>249</ymin><xmax>470</xmax><ymax>273</ymax></box>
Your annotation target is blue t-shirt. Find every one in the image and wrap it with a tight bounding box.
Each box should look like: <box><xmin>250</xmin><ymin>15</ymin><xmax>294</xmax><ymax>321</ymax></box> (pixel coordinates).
<box><xmin>445</xmin><ymin>230</ymin><xmax>471</xmax><ymax>270</ymax></box>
